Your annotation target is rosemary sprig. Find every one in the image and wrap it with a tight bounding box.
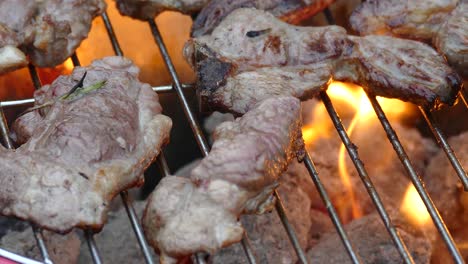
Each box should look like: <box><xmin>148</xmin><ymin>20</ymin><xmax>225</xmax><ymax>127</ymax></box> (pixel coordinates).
<box><xmin>20</xmin><ymin>72</ymin><xmax>107</xmax><ymax>117</ymax></box>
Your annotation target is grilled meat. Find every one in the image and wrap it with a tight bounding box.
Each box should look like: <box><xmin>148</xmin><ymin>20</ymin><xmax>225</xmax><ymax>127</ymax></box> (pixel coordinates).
<box><xmin>433</xmin><ymin>2</ymin><xmax>468</xmax><ymax>78</ymax></box>
<box><xmin>185</xmin><ymin>8</ymin><xmax>461</xmax><ymax>114</ymax></box>
<box><xmin>0</xmin><ymin>56</ymin><xmax>172</xmax><ymax>233</ymax></box>
<box><xmin>114</xmin><ymin>0</ymin><xmax>209</xmax><ymax>20</ymax></box>
<box><xmin>0</xmin><ymin>0</ymin><xmax>105</xmax><ymax>74</ymax></box>
<box><xmin>192</xmin><ymin>0</ymin><xmax>336</xmax><ymax>37</ymax></box>
<box><xmin>349</xmin><ymin>0</ymin><xmax>458</xmax><ymax>42</ymax></box>
<box><xmin>143</xmin><ymin>96</ymin><xmax>303</xmax><ymax>263</ymax></box>
<box><xmin>350</xmin><ymin>0</ymin><xmax>468</xmax><ymax>78</ymax></box>
<box><xmin>333</xmin><ymin>35</ymin><xmax>460</xmax><ymax>107</ymax></box>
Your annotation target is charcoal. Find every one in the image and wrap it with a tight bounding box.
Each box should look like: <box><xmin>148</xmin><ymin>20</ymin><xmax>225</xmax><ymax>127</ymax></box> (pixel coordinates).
<box><xmin>307</xmin><ymin>212</ymin><xmax>432</xmax><ymax>264</ymax></box>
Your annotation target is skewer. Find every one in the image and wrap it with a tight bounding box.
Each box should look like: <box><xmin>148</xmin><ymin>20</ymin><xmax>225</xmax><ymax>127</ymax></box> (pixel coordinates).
<box><xmin>320</xmin><ymin>91</ymin><xmax>415</xmax><ymax>264</ymax></box>
<box><xmin>367</xmin><ymin>93</ymin><xmax>464</xmax><ymax>263</ymax></box>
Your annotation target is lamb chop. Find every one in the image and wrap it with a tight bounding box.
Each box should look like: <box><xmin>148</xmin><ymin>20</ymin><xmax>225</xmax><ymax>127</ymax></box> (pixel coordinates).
<box><xmin>185</xmin><ymin>8</ymin><xmax>461</xmax><ymax>114</ymax></box>
<box><xmin>142</xmin><ymin>96</ymin><xmax>304</xmax><ymax>263</ymax></box>
<box><xmin>350</xmin><ymin>0</ymin><xmax>468</xmax><ymax>78</ymax></box>
<box><xmin>0</xmin><ymin>0</ymin><xmax>105</xmax><ymax>74</ymax></box>
<box><xmin>0</xmin><ymin>56</ymin><xmax>172</xmax><ymax>233</ymax></box>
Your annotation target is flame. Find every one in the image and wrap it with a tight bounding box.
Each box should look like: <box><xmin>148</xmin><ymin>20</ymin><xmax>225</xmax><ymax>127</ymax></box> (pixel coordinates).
<box><xmin>302</xmin><ymin>81</ymin><xmax>409</xmax><ymax>220</ymax></box>
<box><xmin>401</xmin><ymin>183</ymin><xmax>431</xmax><ymax>226</ymax></box>
<box><xmin>63</xmin><ymin>58</ymin><xmax>74</xmax><ymax>72</ymax></box>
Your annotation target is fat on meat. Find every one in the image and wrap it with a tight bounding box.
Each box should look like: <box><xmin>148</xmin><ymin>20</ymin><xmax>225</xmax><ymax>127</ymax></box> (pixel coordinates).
<box><xmin>142</xmin><ymin>96</ymin><xmax>304</xmax><ymax>263</ymax></box>
<box><xmin>184</xmin><ymin>8</ymin><xmax>461</xmax><ymax>114</ymax></box>
<box><xmin>0</xmin><ymin>0</ymin><xmax>105</xmax><ymax>74</ymax></box>
<box><xmin>0</xmin><ymin>56</ymin><xmax>172</xmax><ymax>233</ymax></box>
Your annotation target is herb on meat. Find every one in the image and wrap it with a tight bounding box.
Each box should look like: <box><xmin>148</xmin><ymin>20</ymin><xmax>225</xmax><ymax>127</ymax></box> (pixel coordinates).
<box><xmin>20</xmin><ymin>72</ymin><xmax>106</xmax><ymax>116</ymax></box>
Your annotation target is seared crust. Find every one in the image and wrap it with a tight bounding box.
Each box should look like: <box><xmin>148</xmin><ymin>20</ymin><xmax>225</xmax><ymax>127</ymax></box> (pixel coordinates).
<box><xmin>185</xmin><ymin>8</ymin><xmax>461</xmax><ymax>114</ymax></box>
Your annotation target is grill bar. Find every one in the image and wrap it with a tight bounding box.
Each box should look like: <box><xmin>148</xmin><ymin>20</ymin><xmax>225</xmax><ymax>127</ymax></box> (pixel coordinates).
<box><xmin>303</xmin><ymin>153</ymin><xmax>362</xmax><ymax>264</ymax></box>
<box><xmin>0</xmin><ymin>248</ymin><xmax>43</xmax><ymax>264</ymax></box>
<box><xmin>0</xmin><ymin>93</ymin><xmax>53</xmax><ymax>264</ymax></box>
<box><xmin>147</xmin><ymin>19</ymin><xmax>260</xmax><ymax>264</ymax></box>
<box><xmin>320</xmin><ymin>91</ymin><xmax>415</xmax><ymax>264</ymax></box>
<box><xmin>99</xmin><ymin>13</ymin><xmax>186</xmax><ymax>264</ymax></box>
<box><xmin>274</xmin><ymin>189</ymin><xmax>308</xmax><ymax>263</ymax></box>
<box><xmin>0</xmin><ymin>84</ymin><xmax>194</xmax><ymax>110</ymax></box>
<box><xmin>367</xmin><ymin>94</ymin><xmax>464</xmax><ymax>263</ymax></box>
<box><xmin>70</xmin><ymin>52</ymin><xmax>157</xmax><ymax>264</ymax></box>
<box><xmin>121</xmin><ymin>191</ymin><xmax>155</xmax><ymax>264</ymax></box>
<box><xmin>459</xmin><ymin>91</ymin><xmax>468</xmax><ymax>108</ymax></box>
<box><xmin>419</xmin><ymin>107</ymin><xmax>468</xmax><ymax>190</ymax></box>
<box><xmin>26</xmin><ymin>56</ymin><xmax>104</xmax><ymax>264</ymax></box>
<box><xmin>85</xmin><ymin>230</ymin><xmax>103</xmax><ymax>264</ymax></box>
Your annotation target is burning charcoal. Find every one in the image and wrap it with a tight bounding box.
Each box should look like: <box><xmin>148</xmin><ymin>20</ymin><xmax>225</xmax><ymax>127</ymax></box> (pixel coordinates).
<box><xmin>425</xmin><ymin>131</ymin><xmax>468</xmax><ymax>230</ymax></box>
<box><xmin>1</xmin><ymin>227</ymin><xmax>80</xmax><ymax>264</ymax></box>
<box><xmin>307</xmin><ymin>212</ymin><xmax>433</xmax><ymax>264</ymax></box>
<box><xmin>306</xmin><ymin>117</ymin><xmax>437</xmax><ymax>221</ymax></box>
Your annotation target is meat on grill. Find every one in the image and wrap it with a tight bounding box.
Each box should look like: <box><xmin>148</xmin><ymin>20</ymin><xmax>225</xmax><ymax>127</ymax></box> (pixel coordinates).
<box><xmin>114</xmin><ymin>0</ymin><xmax>210</xmax><ymax>20</ymax></box>
<box><xmin>350</xmin><ymin>0</ymin><xmax>468</xmax><ymax>78</ymax></box>
<box><xmin>0</xmin><ymin>0</ymin><xmax>105</xmax><ymax>74</ymax></box>
<box><xmin>191</xmin><ymin>0</ymin><xmax>336</xmax><ymax>37</ymax></box>
<box><xmin>142</xmin><ymin>96</ymin><xmax>304</xmax><ymax>263</ymax></box>
<box><xmin>184</xmin><ymin>8</ymin><xmax>461</xmax><ymax>114</ymax></box>
<box><xmin>0</xmin><ymin>56</ymin><xmax>172</xmax><ymax>233</ymax></box>
<box><xmin>114</xmin><ymin>0</ymin><xmax>335</xmax><ymax>28</ymax></box>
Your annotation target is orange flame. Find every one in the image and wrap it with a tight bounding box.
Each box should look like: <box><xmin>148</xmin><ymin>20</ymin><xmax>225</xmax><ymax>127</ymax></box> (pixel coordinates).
<box><xmin>303</xmin><ymin>81</ymin><xmax>409</xmax><ymax>220</ymax></box>
<box><xmin>401</xmin><ymin>183</ymin><xmax>430</xmax><ymax>226</ymax></box>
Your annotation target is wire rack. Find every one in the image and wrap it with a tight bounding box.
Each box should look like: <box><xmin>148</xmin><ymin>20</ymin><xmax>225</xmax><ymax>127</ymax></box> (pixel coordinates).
<box><xmin>0</xmin><ymin>4</ymin><xmax>467</xmax><ymax>264</ymax></box>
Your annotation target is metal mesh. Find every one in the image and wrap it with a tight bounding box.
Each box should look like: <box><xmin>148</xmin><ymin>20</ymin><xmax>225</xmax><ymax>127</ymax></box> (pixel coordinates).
<box><xmin>0</xmin><ymin>5</ymin><xmax>466</xmax><ymax>264</ymax></box>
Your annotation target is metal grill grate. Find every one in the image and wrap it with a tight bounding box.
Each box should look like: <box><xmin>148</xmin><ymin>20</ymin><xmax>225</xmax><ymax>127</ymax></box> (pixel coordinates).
<box><xmin>0</xmin><ymin>4</ymin><xmax>466</xmax><ymax>264</ymax></box>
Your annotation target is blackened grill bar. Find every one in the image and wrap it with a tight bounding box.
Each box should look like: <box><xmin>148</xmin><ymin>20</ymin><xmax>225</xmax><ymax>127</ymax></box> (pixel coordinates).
<box><xmin>0</xmin><ymin>3</ymin><xmax>467</xmax><ymax>264</ymax></box>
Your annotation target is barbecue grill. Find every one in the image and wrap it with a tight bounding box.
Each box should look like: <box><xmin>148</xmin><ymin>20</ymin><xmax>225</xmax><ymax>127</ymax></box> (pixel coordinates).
<box><xmin>0</xmin><ymin>1</ymin><xmax>467</xmax><ymax>264</ymax></box>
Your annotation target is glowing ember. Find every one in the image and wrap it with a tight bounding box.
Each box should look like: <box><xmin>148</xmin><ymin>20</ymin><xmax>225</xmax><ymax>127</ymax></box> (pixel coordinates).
<box><xmin>302</xmin><ymin>81</ymin><xmax>410</xmax><ymax>220</ymax></box>
<box><xmin>401</xmin><ymin>184</ymin><xmax>431</xmax><ymax>226</ymax></box>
